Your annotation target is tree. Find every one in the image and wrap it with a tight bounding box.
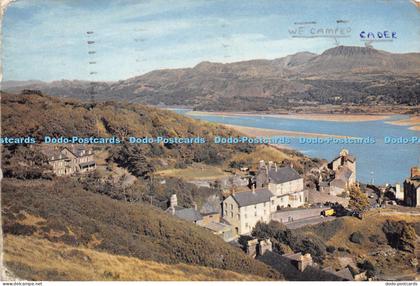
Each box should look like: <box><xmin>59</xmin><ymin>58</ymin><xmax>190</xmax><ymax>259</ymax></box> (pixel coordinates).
<box><xmin>348</xmin><ymin>184</ymin><xmax>369</xmax><ymax>213</ymax></box>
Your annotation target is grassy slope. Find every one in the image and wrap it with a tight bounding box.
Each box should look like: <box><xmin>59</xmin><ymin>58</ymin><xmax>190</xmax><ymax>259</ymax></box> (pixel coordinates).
<box><xmin>2</xmin><ymin>179</ymin><xmax>281</xmax><ymax>280</ymax></box>
<box><xmin>4</xmin><ymin>235</ymin><xmax>264</xmax><ymax>281</ymax></box>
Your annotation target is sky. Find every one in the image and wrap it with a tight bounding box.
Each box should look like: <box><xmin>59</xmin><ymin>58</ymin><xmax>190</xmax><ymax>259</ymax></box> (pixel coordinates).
<box><xmin>2</xmin><ymin>0</ymin><xmax>420</xmax><ymax>82</ymax></box>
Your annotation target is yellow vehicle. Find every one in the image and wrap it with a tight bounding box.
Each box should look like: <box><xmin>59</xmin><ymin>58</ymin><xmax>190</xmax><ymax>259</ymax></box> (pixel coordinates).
<box><xmin>321</xmin><ymin>209</ymin><xmax>336</xmax><ymax>217</ymax></box>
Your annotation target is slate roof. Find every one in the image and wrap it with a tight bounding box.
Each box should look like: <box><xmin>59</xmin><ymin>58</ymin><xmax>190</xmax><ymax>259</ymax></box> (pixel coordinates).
<box><xmin>203</xmin><ymin>221</ymin><xmax>231</xmax><ymax>232</ymax></box>
<box><xmin>168</xmin><ymin>207</ymin><xmax>203</xmax><ymax>222</ymax></box>
<box><xmin>232</xmin><ymin>188</ymin><xmax>273</xmax><ymax>207</ymax></box>
<box><xmin>268</xmin><ymin>166</ymin><xmax>301</xmax><ymax>184</ymax></box>
<box><xmin>323</xmin><ymin>267</ymin><xmax>354</xmax><ymax>281</ymax></box>
<box><xmin>79</xmin><ymin>161</ymin><xmax>96</xmax><ymax>168</ymax></box>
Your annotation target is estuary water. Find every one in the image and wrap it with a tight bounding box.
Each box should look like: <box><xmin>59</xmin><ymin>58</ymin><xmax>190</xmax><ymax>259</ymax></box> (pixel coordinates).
<box><xmin>177</xmin><ymin>110</ymin><xmax>419</xmax><ymax>185</ymax></box>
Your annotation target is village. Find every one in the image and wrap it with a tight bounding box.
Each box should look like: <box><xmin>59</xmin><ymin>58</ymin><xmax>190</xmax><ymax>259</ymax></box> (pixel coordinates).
<box><xmin>41</xmin><ymin>144</ymin><xmax>420</xmax><ymax>280</ymax></box>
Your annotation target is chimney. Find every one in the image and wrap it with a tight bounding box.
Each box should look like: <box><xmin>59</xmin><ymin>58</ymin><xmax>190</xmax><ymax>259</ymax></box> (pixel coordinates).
<box><xmin>246</xmin><ymin>239</ymin><xmax>258</xmax><ymax>258</ymax></box>
<box><xmin>297</xmin><ymin>253</ymin><xmax>313</xmax><ymax>272</ymax></box>
<box><xmin>258</xmin><ymin>239</ymin><xmax>272</xmax><ymax>256</ymax></box>
<box><xmin>411</xmin><ymin>167</ymin><xmax>420</xmax><ymax>179</ymax></box>
<box><xmin>170</xmin><ymin>194</ymin><xmax>178</xmax><ymax>208</ymax></box>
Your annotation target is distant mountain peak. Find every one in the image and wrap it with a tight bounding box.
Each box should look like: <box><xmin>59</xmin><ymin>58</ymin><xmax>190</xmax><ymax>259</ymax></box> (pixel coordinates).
<box><xmin>321</xmin><ymin>45</ymin><xmax>382</xmax><ymax>57</ymax></box>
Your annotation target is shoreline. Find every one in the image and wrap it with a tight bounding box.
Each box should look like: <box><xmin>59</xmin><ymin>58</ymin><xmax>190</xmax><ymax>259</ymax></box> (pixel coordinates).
<box><xmin>223</xmin><ymin>124</ymin><xmax>356</xmax><ymax>139</ymax></box>
<box><xmin>385</xmin><ymin>116</ymin><xmax>420</xmax><ymax>131</ymax></box>
<box><xmin>186</xmin><ymin>110</ymin><xmax>393</xmax><ymax>122</ymax></box>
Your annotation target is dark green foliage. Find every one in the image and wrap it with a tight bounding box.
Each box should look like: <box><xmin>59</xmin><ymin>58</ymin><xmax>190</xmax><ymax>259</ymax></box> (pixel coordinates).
<box><xmin>238</xmin><ymin>235</ymin><xmax>254</xmax><ymax>250</ymax></box>
<box><xmin>2</xmin><ymin>145</ymin><xmax>52</xmax><ymax>179</ymax></box>
<box><xmin>382</xmin><ymin>220</ymin><xmax>417</xmax><ymax>253</ymax></box>
<box><xmin>357</xmin><ymin>260</ymin><xmax>378</xmax><ymax>278</ymax></box>
<box><xmin>252</xmin><ymin>221</ymin><xmax>326</xmax><ymax>263</ymax></box>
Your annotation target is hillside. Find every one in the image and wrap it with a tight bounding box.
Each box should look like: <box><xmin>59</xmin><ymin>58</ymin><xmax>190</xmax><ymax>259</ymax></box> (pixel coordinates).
<box><xmin>299</xmin><ymin>211</ymin><xmax>420</xmax><ymax>280</ymax></box>
<box><xmin>1</xmin><ymin>91</ymin><xmax>316</xmax><ymax>207</ymax></box>
<box><xmin>1</xmin><ymin>178</ymin><xmax>281</xmax><ymax>280</ymax></box>
<box><xmin>4</xmin><ymin>235</ymin><xmax>265</xmax><ymax>281</ymax></box>
<box><xmin>4</xmin><ymin>46</ymin><xmax>420</xmax><ymax>111</ymax></box>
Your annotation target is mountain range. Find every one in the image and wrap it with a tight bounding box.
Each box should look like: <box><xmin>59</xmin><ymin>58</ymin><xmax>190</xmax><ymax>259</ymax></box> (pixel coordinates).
<box><xmin>3</xmin><ymin>46</ymin><xmax>420</xmax><ymax>111</ymax></box>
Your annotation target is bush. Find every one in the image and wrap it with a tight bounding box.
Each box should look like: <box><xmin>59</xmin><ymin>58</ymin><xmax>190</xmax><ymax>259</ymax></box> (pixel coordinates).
<box><xmin>252</xmin><ymin>221</ymin><xmax>326</xmax><ymax>262</ymax></box>
<box><xmin>326</xmin><ymin>245</ymin><xmax>336</xmax><ymax>253</ymax></box>
<box><xmin>382</xmin><ymin>220</ymin><xmax>416</xmax><ymax>253</ymax></box>
<box><xmin>357</xmin><ymin>259</ymin><xmax>378</xmax><ymax>278</ymax></box>
<box><xmin>368</xmin><ymin>234</ymin><xmax>386</xmax><ymax>245</ymax></box>
<box><xmin>349</xmin><ymin>231</ymin><xmax>364</xmax><ymax>244</ymax></box>
<box><xmin>348</xmin><ymin>185</ymin><xmax>369</xmax><ymax>213</ymax></box>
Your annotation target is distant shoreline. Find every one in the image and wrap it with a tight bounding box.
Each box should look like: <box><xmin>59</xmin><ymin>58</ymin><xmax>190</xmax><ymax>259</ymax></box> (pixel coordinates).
<box><xmin>186</xmin><ymin>110</ymin><xmax>392</xmax><ymax>122</ymax></box>
<box><xmin>223</xmin><ymin>124</ymin><xmax>355</xmax><ymax>139</ymax></box>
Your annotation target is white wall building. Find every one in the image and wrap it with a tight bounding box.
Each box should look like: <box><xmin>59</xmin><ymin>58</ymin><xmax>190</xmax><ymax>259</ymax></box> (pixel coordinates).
<box><xmin>223</xmin><ymin>162</ymin><xmax>306</xmax><ymax>235</ymax></box>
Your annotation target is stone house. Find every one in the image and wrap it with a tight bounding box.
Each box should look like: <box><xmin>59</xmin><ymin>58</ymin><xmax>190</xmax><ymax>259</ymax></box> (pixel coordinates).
<box><xmin>223</xmin><ymin>186</ymin><xmax>273</xmax><ymax>235</ymax></box>
<box><xmin>166</xmin><ymin>194</ymin><xmax>203</xmax><ymax>224</ymax></box>
<box><xmin>255</xmin><ymin>160</ymin><xmax>306</xmax><ymax>210</ymax></box>
<box><xmin>404</xmin><ymin>167</ymin><xmax>420</xmax><ymax>207</ymax></box>
<box><xmin>223</xmin><ymin>162</ymin><xmax>306</xmax><ymax>235</ymax></box>
<box><xmin>321</xmin><ymin>149</ymin><xmax>357</xmax><ymax>196</ymax></box>
<box><xmin>42</xmin><ymin>145</ymin><xmax>96</xmax><ymax>176</ymax></box>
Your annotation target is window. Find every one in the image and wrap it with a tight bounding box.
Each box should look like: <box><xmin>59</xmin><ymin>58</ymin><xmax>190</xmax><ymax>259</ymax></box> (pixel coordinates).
<box><xmin>230</xmin><ymin>204</ymin><xmax>233</xmax><ymax>210</ymax></box>
<box><xmin>224</xmin><ymin>210</ymin><xmax>227</xmax><ymax>216</ymax></box>
<box><xmin>245</xmin><ymin>223</ymin><xmax>249</xmax><ymax>228</ymax></box>
<box><xmin>230</xmin><ymin>212</ymin><xmax>233</xmax><ymax>218</ymax></box>
<box><xmin>224</xmin><ymin>202</ymin><xmax>227</xmax><ymax>209</ymax></box>
<box><xmin>254</xmin><ymin>212</ymin><xmax>257</xmax><ymax>217</ymax></box>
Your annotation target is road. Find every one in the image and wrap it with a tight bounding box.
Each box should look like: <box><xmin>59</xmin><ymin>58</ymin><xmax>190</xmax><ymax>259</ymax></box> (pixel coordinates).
<box><xmin>284</xmin><ymin>215</ymin><xmax>336</xmax><ymax>229</ymax></box>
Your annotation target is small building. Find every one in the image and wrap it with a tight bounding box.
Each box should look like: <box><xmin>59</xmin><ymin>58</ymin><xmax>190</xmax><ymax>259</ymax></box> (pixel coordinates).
<box><xmin>404</xmin><ymin>167</ymin><xmax>420</xmax><ymax>207</ymax></box>
<box><xmin>255</xmin><ymin>161</ymin><xmax>306</xmax><ymax>210</ymax></box>
<box><xmin>166</xmin><ymin>194</ymin><xmax>203</xmax><ymax>224</ymax></box>
<box><xmin>395</xmin><ymin>184</ymin><xmax>404</xmax><ymax>201</ymax></box>
<box><xmin>203</xmin><ymin>221</ymin><xmax>234</xmax><ymax>242</ymax></box>
<box><xmin>271</xmin><ymin>207</ymin><xmax>330</xmax><ymax>225</ymax></box>
<box><xmin>223</xmin><ymin>186</ymin><xmax>273</xmax><ymax>235</ymax></box>
<box><xmin>199</xmin><ymin>195</ymin><xmax>222</xmax><ymax>225</ymax></box>
<box><xmin>320</xmin><ymin>149</ymin><xmax>357</xmax><ymax>196</ymax></box>
<box><xmin>42</xmin><ymin>145</ymin><xmax>96</xmax><ymax>176</ymax></box>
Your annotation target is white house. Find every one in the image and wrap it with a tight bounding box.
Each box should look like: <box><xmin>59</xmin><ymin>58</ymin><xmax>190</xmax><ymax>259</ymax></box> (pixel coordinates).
<box><xmin>223</xmin><ymin>187</ymin><xmax>273</xmax><ymax>235</ymax></box>
<box><xmin>223</xmin><ymin>161</ymin><xmax>306</xmax><ymax>235</ymax></box>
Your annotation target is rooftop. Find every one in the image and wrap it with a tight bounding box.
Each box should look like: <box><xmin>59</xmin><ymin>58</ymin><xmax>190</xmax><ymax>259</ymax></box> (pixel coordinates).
<box><xmin>232</xmin><ymin>188</ymin><xmax>273</xmax><ymax>207</ymax></box>
<box><xmin>268</xmin><ymin>166</ymin><xmax>301</xmax><ymax>184</ymax></box>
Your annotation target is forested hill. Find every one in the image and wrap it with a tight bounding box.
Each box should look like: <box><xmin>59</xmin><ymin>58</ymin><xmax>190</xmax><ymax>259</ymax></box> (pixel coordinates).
<box><xmin>1</xmin><ymin>91</ymin><xmax>257</xmax><ymax>178</ymax></box>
